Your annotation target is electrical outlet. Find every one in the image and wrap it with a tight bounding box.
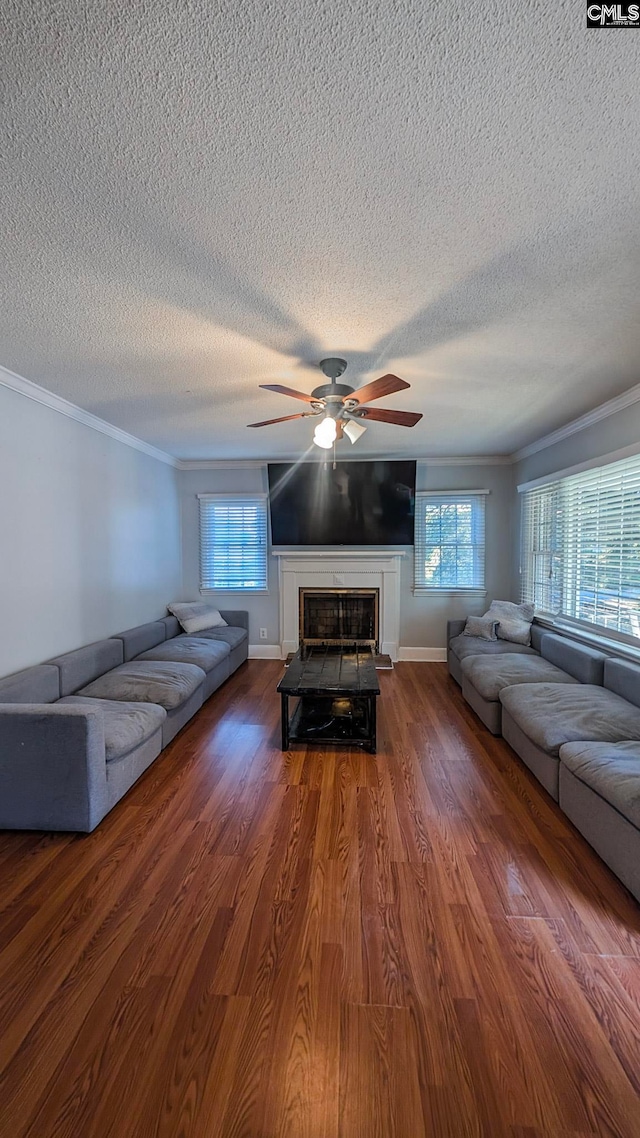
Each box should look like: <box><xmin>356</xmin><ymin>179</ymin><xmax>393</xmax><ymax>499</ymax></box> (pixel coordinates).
<box><xmin>259</xmin><ymin>627</ymin><xmax>268</xmax><ymax>640</ymax></box>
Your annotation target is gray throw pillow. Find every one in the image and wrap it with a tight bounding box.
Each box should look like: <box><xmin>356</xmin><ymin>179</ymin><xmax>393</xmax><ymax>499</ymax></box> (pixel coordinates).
<box><xmin>463</xmin><ymin>615</ymin><xmax>500</xmax><ymax>641</ymax></box>
<box><xmin>484</xmin><ymin>600</ymin><xmax>534</xmax><ymax>645</ymax></box>
<box><xmin>167</xmin><ymin>601</ymin><xmax>227</xmax><ymax>635</ymax></box>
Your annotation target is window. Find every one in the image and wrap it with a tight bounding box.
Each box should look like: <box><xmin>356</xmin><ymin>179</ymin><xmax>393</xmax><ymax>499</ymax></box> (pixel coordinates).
<box><xmin>520</xmin><ymin>481</ymin><xmax>563</xmax><ymax>614</ymax></box>
<box><xmin>520</xmin><ymin>453</ymin><xmax>640</xmax><ymax>638</ymax></box>
<box><xmin>198</xmin><ymin>494</ymin><xmax>268</xmax><ymax>592</ymax></box>
<box><xmin>414</xmin><ymin>492</ymin><xmax>487</xmax><ymax>592</ymax></box>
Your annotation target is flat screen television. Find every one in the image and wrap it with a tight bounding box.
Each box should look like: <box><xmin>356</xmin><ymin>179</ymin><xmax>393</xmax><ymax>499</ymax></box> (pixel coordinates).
<box><xmin>268</xmin><ymin>460</ymin><xmax>416</xmax><ymax>546</ymax></box>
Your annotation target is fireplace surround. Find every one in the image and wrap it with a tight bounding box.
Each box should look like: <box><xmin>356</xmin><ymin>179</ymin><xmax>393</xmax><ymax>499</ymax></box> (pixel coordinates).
<box><xmin>274</xmin><ymin>549</ymin><xmax>405</xmax><ymax>660</ymax></box>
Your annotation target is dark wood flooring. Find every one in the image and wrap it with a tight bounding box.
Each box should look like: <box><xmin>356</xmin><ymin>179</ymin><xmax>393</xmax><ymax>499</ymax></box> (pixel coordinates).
<box><xmin>1</xmin><ymin>661</ymin><xmax>639</xmax><ymax>1137</ymax></box>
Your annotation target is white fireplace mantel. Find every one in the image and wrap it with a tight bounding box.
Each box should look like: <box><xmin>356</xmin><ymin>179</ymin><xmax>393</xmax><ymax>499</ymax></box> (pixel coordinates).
<box><xmin>273</xmin><ymin>549</ymin><xmax>406</xmax><ymax>660</ymax></box>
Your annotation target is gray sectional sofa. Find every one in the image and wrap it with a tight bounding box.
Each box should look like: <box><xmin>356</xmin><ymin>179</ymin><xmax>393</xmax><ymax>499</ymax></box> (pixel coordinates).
<box><xmin>448</xmin><ymin>616</ymin><xmax>640</xmax><ymax>903</ymax></box>
<box><xmin>461</xmin><ymin>632</ymin><xmax>605</xmax><ymax>737</ymax></box>
<box><xmin>559</xmin><ymin>739</ymin><xmax>640</xmax><ymax>905</ymax></box>
<box><xmin>0</xmin><ymin>610</ymin><xmax>248</xmax><ymax>833</ymax></box>
<box><xmin>447</xmin><ymin>620</ymin><xmax>544</xmax><ymax>686</ymax></box>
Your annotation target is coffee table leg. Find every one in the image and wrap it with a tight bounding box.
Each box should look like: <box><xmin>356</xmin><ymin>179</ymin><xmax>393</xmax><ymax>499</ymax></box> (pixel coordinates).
<box><xmin>369</xmin><ymin>696</ymin><xmax>377</xmax><ymax>754</ymax></box>
<box><xmin>281</xmin><ymin>693</ymin><xmax>289</xmax><ymax>751</ymax></box>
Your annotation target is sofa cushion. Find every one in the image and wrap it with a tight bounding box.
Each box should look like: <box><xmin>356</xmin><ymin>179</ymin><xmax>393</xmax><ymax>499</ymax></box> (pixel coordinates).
<box><xmin>59</xmin><ymin>696</ymin><xmax>166</xmax><ymax>762</ymax></box>
<box><xmin>463</xmin><ymin>615</ymin><xmax>499</xmax><ymax>641</ymax></box>
<box><xmin>530</xmin><ymin>624</ymin><xmax>544</xmax><ymax>652</ymax></box>
<box><xmin>137</xmin><ymin>637</ymin><xmax>230</xmax><ymax>673</ymax></box>
<box><xmin>461</xmin><ymin>655</ymin><xmax>579</xmax><ymax>702</ymax></box>
<box><xmin>168</xmin><ymin>602</ymin><xmax>227</xmax><ymax>635</ymax></box>
<box><xmin>500</xmin><ymin>683</ymin><xmax>640</xmax><ymax>757</ymax></box>
<box><xmin>178</xmin><ymin>626</ymin><xmax>248</xmax><ymax>651</ymax></box>
<box><xmin>48</xmin><ymin>639</ymin><xmax>125</xmax><ymax>696</ymax></box>
<box><xmin>540</xmin><ymin>634</ymin><xmax>606</xmax><ymax>685</ymax></box>
<box><xmin>485</xmin><ymin>600</ymin><xmax>534</xmax><ymax>646</ymax></box>
<box><xmin>159</xmin><ymin>615</ymin><xmax>181</xmax><ymax>640</ymax></box>
<box><xmin>78</xmin><ymin>660</ymin><xmax>205</xmax><ymax>711</ymax></box>
<box><xmin>559</xmin><ymin>740</ymin><xmax>640</xmax><ymax>830</ymax></box>
<box><xmin>115</xmin><ymin>621</ymin><xmax>166</xmax><ymax>662</ymax></box>
<box><xmin>218</xmin><ymin>610</ymin><xmax>249</xmax><ymax>631</ymax></box>
<box><xmin>604</xmin><ymin>658</ymin><xmax>640</xmax><ymax>710</ymax></box>
<box><xmin>449</xmin><ymin>634</ymin><xmax>538</xmax><ymax>663</ymax></box>
<box><xmin>0</xmin><ymin>664</ymin><xmax>60</xmax><ymax>704</ymax></box>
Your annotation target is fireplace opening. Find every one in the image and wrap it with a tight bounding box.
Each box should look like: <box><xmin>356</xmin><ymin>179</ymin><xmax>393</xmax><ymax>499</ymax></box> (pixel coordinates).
<box><xmin>299</xmin><ymin>588</ymin><xmax>379</xmax><ymax>649</ymax></box>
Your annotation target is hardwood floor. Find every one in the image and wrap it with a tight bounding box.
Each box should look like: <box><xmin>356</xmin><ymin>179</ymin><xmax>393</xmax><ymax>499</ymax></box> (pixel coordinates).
<box><xmin>1</xmin><ymin>660</ymin><xmax>640</xmax><ymax>1137</ymax></box>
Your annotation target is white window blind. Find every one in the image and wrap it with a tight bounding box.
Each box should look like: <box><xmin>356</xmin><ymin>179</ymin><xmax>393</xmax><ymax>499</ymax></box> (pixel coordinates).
<box><xmin>520</xmin><ymin>481</ymin><xmax>563</xmax><ymax>614</ymax></box>
<box><xmin>414</xmin><ymin>493</ymin><xmax>486</xmax><ymax>591</ymax></box>
<box><xmin>520</xmin><ymin>453</ymin><xmax>640</xmax><ymax>637</ymax></box>
<box><xmin>198</xmin><ymin>495</ymin><xmax>268</xmax><ymax>592</ymax></box>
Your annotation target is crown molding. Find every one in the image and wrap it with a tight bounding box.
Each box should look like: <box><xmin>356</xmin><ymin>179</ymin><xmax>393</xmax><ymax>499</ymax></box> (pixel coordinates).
<box><xmin>0</xmin><ymin>369</ymin><xmax>514</xmax><ymax>469</ymax></box>
<box><xmin>0</xmin><ymin>364</ymin><xmax>179</xmax><ymax>468</ymax></box>
<box><xmin>6</xmin><ymin>356</ymin><xmax>638</xmax><ymax>474</ymax></box>
<box><xmin>176</xmin><ymin>454</ymin><xmax>512</xmax><ymax>469</ymax></box>
<box><xmin>414</xmin><ymin>455</ymin><xmax>512</xmax><ymax>465</ymax></box>
<box><xmin>177</xmin><ymin>459</ymin><xmax>267</xmax><ymax>469</ymax></box>
<box><xmin>512</xmin><ymin>382</ymin><xmax>640</xmax><ymax>462</ymax></box>
<box><xmin>516</xmin><ymin>440</ymin><xmax>640</xmax><ymax>493</ymax></box>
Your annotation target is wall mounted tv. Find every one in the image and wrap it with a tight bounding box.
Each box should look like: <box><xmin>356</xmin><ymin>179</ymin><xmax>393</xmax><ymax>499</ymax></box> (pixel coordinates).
<box><xmin>268</xmin><ymin>460</ymin><xmax>416</xmax><ymax>546</ymax></box>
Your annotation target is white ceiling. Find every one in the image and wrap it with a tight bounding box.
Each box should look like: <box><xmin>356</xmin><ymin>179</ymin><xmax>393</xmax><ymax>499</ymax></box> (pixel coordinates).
<box><xmin>1</xmin><ymin>1</ymin><xmax>640</xmax><ymax>460</ymax></box>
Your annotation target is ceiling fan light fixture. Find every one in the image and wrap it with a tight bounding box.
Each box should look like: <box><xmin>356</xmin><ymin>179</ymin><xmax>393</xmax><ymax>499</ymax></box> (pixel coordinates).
<box><xmin>313</xmin><ymin>415</ymin><xmax>337</xmax><ymax>449</ymax></box>
<box><xmin>251</xmin><ymin>359</ymin><xmax>422</xmax><ymax>444</ymax></box>
<box><xmin>343</xmin><ymin>418</ymin><xmax>367</xmax><ymax>444</ymax></box>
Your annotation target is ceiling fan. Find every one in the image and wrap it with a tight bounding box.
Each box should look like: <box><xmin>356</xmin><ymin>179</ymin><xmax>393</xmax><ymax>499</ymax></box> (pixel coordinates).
<box><xmin>247</xmin><ymin>357</ymin><xmax>423</xmax><ymax>449</ymax></box>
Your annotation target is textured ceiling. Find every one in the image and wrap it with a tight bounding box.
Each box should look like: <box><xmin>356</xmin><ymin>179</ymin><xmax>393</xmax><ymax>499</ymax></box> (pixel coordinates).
<box><xmin>1</xmin><ymin>1</ymin><xmax>640</xmax><ymax>460</ymax></box>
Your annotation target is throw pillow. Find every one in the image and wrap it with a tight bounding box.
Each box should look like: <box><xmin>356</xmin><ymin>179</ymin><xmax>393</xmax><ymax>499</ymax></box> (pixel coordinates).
<box><xmin>167</xmin><ymin>601</ymin><xmax>228</xmax><ymax>635</ymax></box>
<box><xmin>484</xmin><ymin>600</ymin><xmax>534</xmax><ymax>646</ymax></box>
<box><xmin>462</xmin><ymin>615</ymin><xmax>500</xmax><ymax>641</ymax></box>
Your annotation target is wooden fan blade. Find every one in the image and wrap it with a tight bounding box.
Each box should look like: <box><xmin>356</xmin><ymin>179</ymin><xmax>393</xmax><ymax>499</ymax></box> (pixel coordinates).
<box><xmin>349</xmin><ymin>373</ymin><xmax>410</xmax><ymax>405</ymax></box>
<box><xmin>259</xmin><ymin>384</ymin><xmax>316</xmax><ymax>403</ymax></box>
<box><xmin>247</xmin><ymin>412</ymin><xmax>315</xmax><ymax>428</ymax></box>
<box><xmin>356</xmin><ymin>407</ymin><xmax>423</xmax><ymax>427</ymax></box>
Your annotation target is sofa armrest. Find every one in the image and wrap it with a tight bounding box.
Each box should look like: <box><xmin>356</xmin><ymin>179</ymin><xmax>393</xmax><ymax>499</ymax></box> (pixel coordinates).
<box><xmin>219</xmin><ymin>610</ymin><xmax>249</xmax><ymax>632</ymax></box>
<box><xmin>447</xmin><ymin>619</ymin><xmax>466</xmax><ymax>645</ymax></box>
<box><xmin>0</xmin><ymin>704</ymin><xmax>107</xmax><ymax>832</ymax></box>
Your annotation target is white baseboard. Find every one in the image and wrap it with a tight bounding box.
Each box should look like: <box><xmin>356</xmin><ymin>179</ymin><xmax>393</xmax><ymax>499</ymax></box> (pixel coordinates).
<box><xmin>397</xmin><ymin>647</ymin><xmax>447</xmax><ymax>662</ymax></box>
<box><xmin>248</xmin><ymin>643</ymin><xmax>283</xmax><ymax>659</ymax></box>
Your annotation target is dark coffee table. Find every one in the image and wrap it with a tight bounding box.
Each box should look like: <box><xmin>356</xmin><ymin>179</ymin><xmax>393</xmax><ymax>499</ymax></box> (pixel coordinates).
<box><xmin>277</xmin><ymin>644</ymin><xmax>380</xmax><ymax>753</ymax></box>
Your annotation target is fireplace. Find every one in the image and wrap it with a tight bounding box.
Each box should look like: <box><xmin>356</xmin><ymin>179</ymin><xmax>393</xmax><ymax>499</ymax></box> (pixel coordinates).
<box><xmin>299</xmin><ymin>588</ymin><xmax>379</xmax><ymax>650</ymax></box>
<box><xmin>274</xmin><ymin>549</ymin><xmax>405</xmax><ymax>660</ymax></box>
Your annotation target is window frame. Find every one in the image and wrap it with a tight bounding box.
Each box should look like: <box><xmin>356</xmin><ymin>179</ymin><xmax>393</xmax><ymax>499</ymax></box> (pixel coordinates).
<box><xmin>198</xmin><ymin>493</ymin><xmax>269</xmax><ymax>594</ymax></box>
<box><xmin>519</xmin><ymin>452</ymin><xmax>640</xmax><ymax>642</ymax></box>
<box><xmin>413</xmin><ymin>490</ymin><xmax>488</xmax><ymax>596</ymax></box>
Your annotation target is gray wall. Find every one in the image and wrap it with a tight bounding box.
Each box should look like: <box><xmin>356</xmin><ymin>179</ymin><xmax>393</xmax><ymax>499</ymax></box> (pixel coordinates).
<box><xmin>514</xmin><ymin>400</ymin><xmax>640</xmax><ymax>487</ymax></box>
<box><xmin>401</xmin><ymin>462</ymin><xmax>515</xmax><ymax>649</ymax></box>
<box><xmin>8</xmin><ymin>367</ymin><xmax>634</xmax><ymax>676</ymax></box>
<box><xmin>512</xmin><ymin>401</ymin><xmax>640</xmax><ymax>600</ymax></box>
<box><xmin>0</xmin><ymin>383</ymin><xmax>182</xmax><ymax>678</ymax></box>
<box><xmin>180</xmin><ymin>464</ymin><xmax>280</xmax><ymax>646</ymax></box>
<box><xmin>179</xmin><ymin>460</ymin><xmax>515</xmax><ymax>651</ymax></box>
<box><xmin>512</xmin><ymin>400</ymin><xmax>640</xmax><ymax>601</ymax></box>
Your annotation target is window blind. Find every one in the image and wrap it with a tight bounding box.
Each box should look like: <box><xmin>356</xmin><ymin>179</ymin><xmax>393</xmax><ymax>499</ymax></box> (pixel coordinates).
<box><xmin>414</xmin><ymin>493</ymin><xmax>486</xmax><ymax>590</ymax></box>
<box><xmin>520</xmin><ymin>480</ymin><xmax>563</xmax><ymax>613</ymax></box>
<box><xmin>199</xmin><ymin>495</ymin><xmax>268</xmax><ymax>592</ymax></box>
<box><xmin>520</xmin><ymin>453</ymin><xmax>640</xmax><ymax>637</ymax></box>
